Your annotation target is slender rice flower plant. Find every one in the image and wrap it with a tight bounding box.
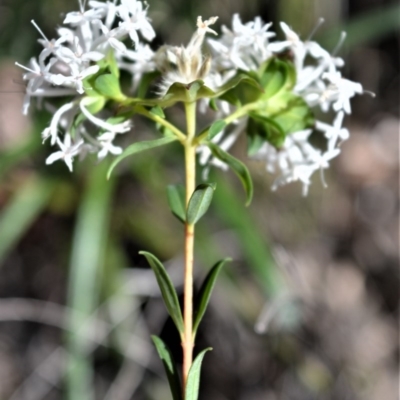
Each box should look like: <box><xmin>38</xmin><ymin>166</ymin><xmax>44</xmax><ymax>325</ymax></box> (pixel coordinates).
<box><xmin>16</xmin><ymin>1</ymin><xmax>366</xmax><ymax>398</ymax></box>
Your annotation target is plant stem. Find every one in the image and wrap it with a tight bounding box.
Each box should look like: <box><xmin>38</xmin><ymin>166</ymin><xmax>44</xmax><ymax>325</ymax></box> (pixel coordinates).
<box><xmin>135</xmin><ymin>105</ymin><xmax>186</xmax><ymax>142</ymax></box>
<box><xmin>182</xmin><ymin>101</ymin><xmax>197</xmax><ymax>392</ymax></box>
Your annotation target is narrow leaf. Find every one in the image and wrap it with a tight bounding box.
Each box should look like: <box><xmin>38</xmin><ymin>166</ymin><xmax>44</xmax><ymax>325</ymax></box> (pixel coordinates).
<box><xmin>107</xmin><ymin>137</ymin><xmax>177</xmax><ymax>178</ymax></box>
<box><xmin>185</xmin><ymin>348</ymin><xmax>212</xmax><ymax>400</ymax></box>
<box><xmin>139</xmin><ymin>251</ymin><xmax>184</xmax><ymax>334</ymax></box>
<box><xmin>207</xmin><ymin>143</ymin><xmax>254</xmax><ymax>206</ymax></box>
<box><xmin>193</xmin><ymin>258</ymin><xmax>231</xmax><ymax>335</ymax></box>
<box><xmin>167</xmin><ymin>184</ymin><xmax>186</xmax><ymax>223</ymax></box>
<box><xmin>208</xmin><ymin>120</ymin><xmax>226</xmax><ymax>140</ymax></box>
<box><xmin>150</xmin><ymin>105</ymin><xmax>166</xmax><ymax>119</ymax></box>
<box><xmin>186</xmin><ymin>183</ymin><xmax>216</xmax><ymax>225</ymax></box>
<box><xmin>209</xmin><ymin>98</ymin><xmax>218</xmax><ymax>111</ymax></box>
<box><xmin>151</xmin><ymin>336</ymin><xmax>182</xmax><ymax>400</ymax></box>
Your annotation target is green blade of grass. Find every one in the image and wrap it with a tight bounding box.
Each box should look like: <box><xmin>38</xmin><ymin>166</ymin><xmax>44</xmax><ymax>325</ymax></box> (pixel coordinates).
<box><xmin>66</xmin><ymin>163</ymin><xmax>114</xmax><ymax>400</ymax></box>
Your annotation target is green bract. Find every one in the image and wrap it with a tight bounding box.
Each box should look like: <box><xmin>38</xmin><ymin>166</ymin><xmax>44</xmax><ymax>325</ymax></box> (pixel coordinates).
<box><xmin>94</xmin><ymin>73</ymin><xmax>126</xmax><ymax>101</ymax></box>
<box><xmin>246</xmin><ymin>58</ymin><xmax>315</xmax><ymax>149</ymax></box>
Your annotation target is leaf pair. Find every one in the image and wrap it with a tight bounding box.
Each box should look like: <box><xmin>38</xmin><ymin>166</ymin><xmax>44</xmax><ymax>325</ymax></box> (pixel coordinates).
<box><xmin>148</xmin><ymin>257</ymin><xmax>230</xmax><ymax>400</ymax></box>
<box><xmin>151</xmin><ymin>74</ymin><xmax>262</xmax><ymax>110</ymax></box>
<box><xmin>152</xmin><ymin>335</ymin><xmax>211</xmax><ymax>400</ymax></box>
<box><xmin>167</xmin><ymin>183</ymin><xmax>216</xmax><ymax>225</ymax></box>
<box><xmin>140</xmin><ymin>251</ymin><xmax>230</xmax><ymax>336</ymax></box>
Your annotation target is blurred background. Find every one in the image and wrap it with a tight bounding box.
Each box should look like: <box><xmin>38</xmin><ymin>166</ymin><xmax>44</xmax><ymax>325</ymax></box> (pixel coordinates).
<box><xmin>0</xmin><ymin>0</ymin><xmax>398</xmax><ymax>399</ymax></box>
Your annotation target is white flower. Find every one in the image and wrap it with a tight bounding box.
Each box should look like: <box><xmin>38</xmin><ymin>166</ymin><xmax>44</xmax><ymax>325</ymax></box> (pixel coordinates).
<box><xmin>64</xmin><ymin>8</ymin><xmax>103</xmax><ymax>26</ymax></box>
<box><xmin>118</xmin><ymin>43</ymin><xmax>155</xmax><ymax>90</ymax></box>
<box><xmin>57</xmin><ymin>27</ymin><xmax>76</xmax><ymax>44</ymax></box>
<box><xmin>117</xmin><ymin>0</ymin><xmax>156</xmax><ymax>46</ymax></box>
<box><xmin>323</xmin><ymin>71</ymin><xmax>363</xmax><ymax>114</ymax></box>
<box><xmin>208</xmin><ymin>14</ymin><xmax>275</xmax><ymax>73</ymax></box>
<box><xmin>97</xmin><ymin>22</ymin><xmax>127</xmax><ymax>53</ymax></box>
<box><xmin>51</xmin><ymin>64</ymin><xmax>100</xmax><ymax>94</ymax></box>
<box><xmin>97</xmin><ymin>132</ymin><xmax>123</xmax><ymax>159</ymax></box>
<box><xmin>316</xmin><ymin>111</ymin><xmax>349</xmax><ymax>151</ymax></box>
<box><xmin>46</xmin><ymin>134</ymin><xmax>84</xmax><ymax>171</ymax></box>
<box><xmin>250</xmin><ymin>126</ymin><xmax>344</xmax><ymax>195</ymax></box>
<box><xmin>268</xmin><ymin>22</ymin><xmax>307</xmax><ymax>71</ymax></box>
<box><xmin>89</xmin><ymin>1</ymin><xmax>118</xmax><ymax>28</ymax></box>
<box><xmin>43</xmin><ymin>102</ymin><xmax>76</xmax><ymax>145</ymax></box>
<box><xmin>80</xmin><ymin>98</ymin><xmax>132</xmax><ymax>133</ymax></box>
<box><xmin>158</xmin><ymin>16</ymin><xmax>218</xmax><ymax>95</ymax></box>
<box><xmin>30</xmin><ymin>20</ymin><xmax>68</xmax><ymax>64</ymax></box>
<box><xmin>56</xmin><ymin>37</ymin><xmax>104</xmax><ymax>66</ymax></box>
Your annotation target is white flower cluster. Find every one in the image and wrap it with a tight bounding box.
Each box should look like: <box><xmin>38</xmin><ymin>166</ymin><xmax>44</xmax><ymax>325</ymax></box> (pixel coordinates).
<box><xmin>17</xmin><ymin>1</ymin><xmax>364</xmax><ymax>193</ymax></box>
<box><xmin>204</xmin><ymin>16</ymin><xmax>365</xmax><ymax>194</ymax></box>
<box><xmin>16</xmin><ymin>0</ymin><xmax>156</xmax><ymax>170</ymax></box>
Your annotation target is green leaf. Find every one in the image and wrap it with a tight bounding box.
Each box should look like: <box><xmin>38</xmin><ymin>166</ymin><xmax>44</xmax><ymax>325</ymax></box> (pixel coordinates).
<box><xmin>193</xmin><ymin>258</ymin><xmax>231</xmax><ymax>335</ymax></box>
<box><xmin>107</xmin><ymin>137</ymin><xmax>177</xmax><ymax>178</ymax></box>
<box><xmin>186</xmin><ymin>183</ymin><xmax>216</xmax><ymax>225</ymax></box>
<box><xmin>107</xmin><ymin>50</ymin><xmax>120</xmax><ymax>78</ymax></box>
<box><xmin>104</xmin><ymin>114</ymin><xmax>130</xmax><ymax>126</ymax></box>
<box><xmin>167</xmin><ymin>184</ymin><xmax>186</xmax><ymax>223</ymax></box>
<box><xmin>213</xmin><ymin>73</ymin><xmax>264</xmax><ymax>106</ymax></box>
<box><xmin>215</xmin><ymin>73</ymin><xmax>263</xmax><ymax>97</ymax></box>
<box><xmin>162</xmin><ymin>80</ymin><xmax>215</xmax><ymax>106</ymax></box>
<box><xmin>159</xmin><ymin>74</ymin><xmax>261</xmax><ymax>108</ymax></box>
<box><xmin>247</xmin><ymin>127</ymin><xmax>265</xmax><ymax>156</ymax></box>
<box><xmin>207</xmin><ymin>120</ymin><xmax>226</xmax><ymax>140</ymax></box>
<box><xmin>207</xmin><ymin>143</ymin><xmax>254</xmax><ymax>206</ymax></box>
<box><xmin>151</xmin><ymin>336</ymin><xmax>182</xmax><ymax>400</ymax></box>
<box><xmin>185</xmin><ymin>348</ymin><xmax>212</xmax><ymax>400</ymax></box>
<box><xmin>218</xmin><ymin>90</ymin><xmax>241</xmax><ymax>107</ymax></box>
<box><xmin>259</xmin><ymin>58</ymin><xmax>296</xmax><ymax>98</ymax></box>
<box><xmin>150</xmin><ymin>105</ymin><xmax>166</xmax><ymax>119</ymax></box>
<box><xmin>85</xmin><ymin>96</ymin><xmax>106</xmax><ymax>115</ymax></box>
<box><xmin>209</xmin><ymin>98</ymin><xmax>218</xmax><ymax>111</ymax></box>
<box><xmin>248</xmin><ymin>94</ymin><xmax>315</xmax><ymax>148</ymax></box>
<box><xmin>271</xmin><ymin>96</ymin><xmax>315</xmax><ymax>135</ymax></box>
<box><xmin>139</xmin><ymin>251</ymin><xmax>184</xmax><ymax>335</ymax></box>
<box><xmin>96</xmin><ymin>50</ymin><xmax>120</xmax><ymax>78</ymax></box>
<box><xmin>247</xmin><ymin>114</ymin><xmax>286</xmax><ymax>149</ymax></box>
<box><xmin>188</xmin><ymin>80</ymin><xmax>204</xmax><ymax>101</ymax></box>
<box><xmin>94</xmin><ymin>74</ymin><xmax>126</xmax><ymax>101</ymax></box>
